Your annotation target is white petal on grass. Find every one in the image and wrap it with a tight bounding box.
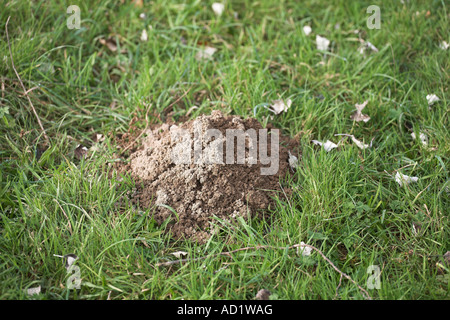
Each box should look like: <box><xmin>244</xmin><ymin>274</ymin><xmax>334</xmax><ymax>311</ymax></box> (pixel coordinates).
<box><xmin>195</xmin><ymin>46</ymin><xmax>217</xmax><ymax>61</ymax></box>
<box><xmin>171</xmin><ymin>251</ymin><xmax>188</xmax><ymax>259</ymax></box>
<box><xmin>316</xmin><ymin>35</ymin><xmax>330</xmax><ymax>51</ymax></box>
<box><xmin>411</xmin><ymin>132</ymin><xmax>428</xmax><ymax>146</ymax></box>
<box><xmin>439</xmin><ymin>41</ymin><xmax>449</xmax><ymax>50</ymax></box>
<box><xmin>140</xmin><ymin>29</ymin><xmax>148</xmax><ymax>42</ymax></box>
<box><xmin>426</xmin><ymin>94</ymin><xmax>440</xmax><ymax>106</ymax></box>
<box><xmin>269</xmin><ymin>99</ymin><xmax>292</xmax><ymax>115</ymax></box>
<box><xmin>312</xmin><ymin>139</ymin><xmax>338</xmax><ymax>152</ymax></box>
<box><xmin>366</xmin><ymin>41</ymin><xmax>379</xmax><ymax>52</ymax></box>
<box><xmin>303</xmin><ymin>25</ymin><xmax>312</xmax><ymax>36</ymax></box>
<box><xmin>351</xmin><ymin>100</ymin><xmax>371</xmax><ymax>123</ymax></box>
<box><xmin>27</xmin><ymin>286</ymin><xmax>41</xmax><ymax>296</ymax></box>
<box><xmin>297</xmin><ymin>242</ymin><xmax>312</xmax><ymax>256</ymax></box>
<box><xmin>335</xmin><ymin>134</ymin><xmax>373</xmax><ymax>150</ymax></box>
<box><xmin>395</xmin><ymin>172</ymin><xmax>419</xmax><ymax>187</ymax></box>
<box><xmin>212</xmin><ymin>3</ymin><xmax>225</xmax><ymax>16</ymax></box>
<box><xmin>288</xmin><ymin>151</ymin><xmax>299</xmax><ymax>169</ymax></box>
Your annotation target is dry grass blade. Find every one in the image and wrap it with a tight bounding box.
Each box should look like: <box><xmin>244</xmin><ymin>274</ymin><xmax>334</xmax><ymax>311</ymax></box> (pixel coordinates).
<box><xmin>5</xmin><ymin>16</ymin><xmax>49</xmax><ymax>146</ymax></box>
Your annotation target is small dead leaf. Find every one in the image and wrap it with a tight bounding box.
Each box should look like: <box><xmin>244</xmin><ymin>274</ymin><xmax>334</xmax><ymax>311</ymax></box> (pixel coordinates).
<box><xmin>92</xmin><ymin>133</ymin><xmax>105</xmax><ymax>143</ymax></box>
<box><xmin>99</xmin><ymin>37</ymin><xmax>118</xmax><ymax>52</ymax></box>
<box><xmin>443</xmin><ymin>251</ymin><xmax>450</xmax><ymax>264</ymax></box>
<box><xmin>395</xmin><ymin>172</ymin><xmax>419</xmax><ymax>187</ymax></box>
<box><xmin>351</xmin><ymin>100</ymin><xmax>371</xmax><ymax>123</ymax></box>
<box><xmin>355</xmin><ymin>100</ymin><xmax>368</xmax><ymax>113</ymax></box>
<box><xmin>358</xmin><ymin>40</ymin><xmax>379</xmax><ymax>55</ymax></box>
<box><xmin>27</xmin><ymin>286</ymin><xmax>41</xmax><ymax>296</ymax></box>
<box><xmin>288</xmin><ymin>151</ymin><xmax>299</xmax><ymax>169</ymax></box>
<box><xmin>316</xmin><ymin>35</ymin><xmax>330</xmax><ymax>51</ymax></box>
<box><xmin>255</xmin><ymin>289</ymin><xmax>271</xmax><ymax>300</ymax></box>
<box><xmin>171</xmin><ymin>251</ymin><xmax>188</xmax><ymax>259</ymax></box>
<box><xmin>269</xmin><ymin>99</ymin><xmax>292</xmax><ymax>115</ymax></box>
<box><xmin>335</xmin><ymin>134</ymin><xmax>373</xmax><ymax>150</ymax></box>
<box><xmin>312</xmin><ymin>139</ymin><xmax>338</xmax><ymax>152</ymax></box>
<box><xmin>74</xmin><ymin>144</ymin><xmax>88</xmax><ymax>160</ymax></box>
<box><xmin>195</xmin><ymin>46</ymin><xmax>217</xmax><ymax>61</ymax></box>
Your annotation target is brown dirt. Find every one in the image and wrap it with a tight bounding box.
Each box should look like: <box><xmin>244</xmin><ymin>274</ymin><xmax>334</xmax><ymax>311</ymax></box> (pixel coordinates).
<box><xmin>118</xmin><ymin>110</ymin><xmax>299</xmax><ymax>243</ymax></box>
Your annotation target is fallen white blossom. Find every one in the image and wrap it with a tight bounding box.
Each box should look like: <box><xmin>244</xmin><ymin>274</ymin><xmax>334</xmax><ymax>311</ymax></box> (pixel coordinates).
<box><xmin>195</xmin><ymin>46</ymin><xmax>217</xmax><ymax>61</ymax></box>
<box><xmin>439</xmin><ymin>41</ymin><xmax>449</xmax><ymax>50</ymax></box>
<box><xmin>426</xmin><ymin>94</ymin><xmax>440</xmax><ymax>106</ymax></box>
<box><xmin>411</xmin><ymin>132</ymin><xmax>428</xmax><ymax>146</ymax></box>
<box><xmin>303</xmin><ymin>25</ymin><xmax>312</xmax><ymax>36</ymax></box>
<box><xmin>297</xmin><ymin>242</ymin><xmax>312</xmax><ymax>256</ymax></box>
<box><xmin>316</xmin><ymin>35</ymin><xmax>330</xmax><ymax>51</ymax></box>
<box><xmin>140</xmin><ymin>29</ymin><xmax>148</xmax><ymax>42</ymax></box>
<box><xmin>312</xmin><ymin>139</ymin><xmax>339</xmax><ymax>152</ymax></box>
<box><xmin>269</xmin><ymin>99</ymin><xmax>292</xmax><ymax>114</ymax></box>
<box><xmin>395</xmin><ymin>172</ymin><xmax>419</xmax><ymax>187</ymax></box>
<box><xmin>212</xmin><ymin>3</ymin><xmax>225</xmax><ymax>16</ymax></box>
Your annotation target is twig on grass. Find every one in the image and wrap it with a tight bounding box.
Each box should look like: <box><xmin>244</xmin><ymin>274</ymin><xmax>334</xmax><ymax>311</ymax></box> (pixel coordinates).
<box><xmin>334</xmin><ymin>274</ymin><xmax>343</xmax><ymax>300</ymax></box>
<box><xmin>156</xmin><ymin>243</ymin><xmax>372</xmax><ymax>300</ymax></box>
<box><xmin>5</xmin><ymin>16</ymin><xmax>49</xmax><ymax>146</ymax></box>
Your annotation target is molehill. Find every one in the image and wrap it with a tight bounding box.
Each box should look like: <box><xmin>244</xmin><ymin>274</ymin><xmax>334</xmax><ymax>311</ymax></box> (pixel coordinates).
<box><xmin>120</xmin><ymin>110</ymin><xmax>299</xmax><ymax>242</ymax></box>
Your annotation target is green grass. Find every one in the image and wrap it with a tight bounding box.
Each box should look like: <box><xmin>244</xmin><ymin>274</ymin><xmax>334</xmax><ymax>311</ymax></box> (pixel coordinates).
<box><xmin>0</xmin><ymin>0</ymin><xmax>449</xmax><ymax>300</ymax></box>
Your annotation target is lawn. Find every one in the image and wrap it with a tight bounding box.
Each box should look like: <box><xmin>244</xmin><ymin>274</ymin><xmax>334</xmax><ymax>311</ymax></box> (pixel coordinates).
<box><xmin>0</xmin><ymin>0</ymin><xmax>448</xmax><ymax>300</ymax></box>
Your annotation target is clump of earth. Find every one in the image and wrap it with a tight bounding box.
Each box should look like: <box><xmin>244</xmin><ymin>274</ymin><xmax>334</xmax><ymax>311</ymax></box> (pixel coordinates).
<box><xmin>122</xmin><ymin>110</ymin><xmax>299</xmax><ymax>242</ymax></box>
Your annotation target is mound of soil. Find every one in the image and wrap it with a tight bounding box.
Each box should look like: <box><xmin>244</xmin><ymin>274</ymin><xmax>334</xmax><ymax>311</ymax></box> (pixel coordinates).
<box><xmin>122</xmin><ymin>110</ymin><xmax>299</xmax><ymax>242</ymax></box>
